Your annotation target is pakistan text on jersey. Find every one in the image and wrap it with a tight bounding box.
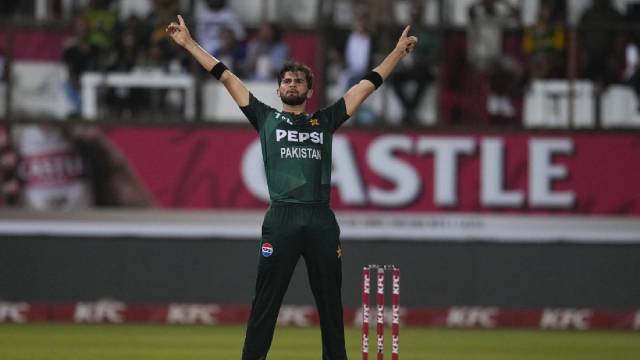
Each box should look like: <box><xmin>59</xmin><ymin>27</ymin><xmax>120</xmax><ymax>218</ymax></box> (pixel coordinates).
<box><xmin>276</xmin><ymin>129</ymin><xmax>324</xmax><ymax>144</ymax></box>
<box><xmin>280</xmin><ymin>147</ymin><xmax>322</xmax><ymax>160</ymax></box>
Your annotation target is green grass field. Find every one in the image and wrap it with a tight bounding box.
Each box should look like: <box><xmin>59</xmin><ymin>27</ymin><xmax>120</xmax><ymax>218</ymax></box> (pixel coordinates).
<box><xmin>1</xmin><ymin>324</ymin><xmax>638</xmax><ymax>360</ymax></box>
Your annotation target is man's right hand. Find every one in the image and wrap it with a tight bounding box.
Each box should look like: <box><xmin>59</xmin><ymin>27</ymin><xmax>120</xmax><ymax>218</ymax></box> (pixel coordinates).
<box><xmin>395</xmin><ymin>25</ymin><xmax>418</xmax><ymax>57</ymax></box>
<box><xmin>166</xmin><ymin>15</ymin><xmax>193</xmax><ymax>48</ymax></box>
<box><xmin>165</xmin><ymin>14</ymin><xmax>249</xmax><ymax>107</ymax></box>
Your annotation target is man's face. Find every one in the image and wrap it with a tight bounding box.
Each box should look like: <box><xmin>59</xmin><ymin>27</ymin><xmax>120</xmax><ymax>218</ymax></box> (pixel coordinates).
<box><xmin>278</xmin><ymin>71</ymin><xmax>312</xmax><ymax>106</ymax></box>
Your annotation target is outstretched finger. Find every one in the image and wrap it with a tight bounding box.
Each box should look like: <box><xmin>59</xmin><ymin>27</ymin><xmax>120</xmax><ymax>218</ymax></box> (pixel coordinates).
<box><xmin>177</xmin><ymin>14</ymin><xmax>185</xmax><ymax>26</ymax></box>
<box><xmin>401</xmin><ymin>25</ymin><xmax>411</xmax><ymax>38</ymax></box>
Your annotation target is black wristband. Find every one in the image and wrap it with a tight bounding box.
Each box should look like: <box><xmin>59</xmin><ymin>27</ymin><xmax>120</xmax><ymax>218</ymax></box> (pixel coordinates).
<box><xmin>210</xmin><ymin>62</ymin><xmax>228</xmax><ymax>80</ymax></box>
<box><xmin>362</xmin><ymin>71</ymin><xmax>383</xmax><ymax>89</ymax></box>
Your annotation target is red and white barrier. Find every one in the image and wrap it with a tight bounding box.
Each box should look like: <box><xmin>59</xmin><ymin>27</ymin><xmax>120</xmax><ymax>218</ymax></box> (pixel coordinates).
<box><xmin>376</xmin><ymin>268</ymin><xmax>385</xmax><ymax>360</ymax></box>
<box><xmin>361</xmin><ymin>267</ymin><xmax>370</xmax><ymax>360</ymax></box>
<box><xmin>391</xmin><ymin>269</ymin><xmax>400</xmax><ymax>360</ymax></box>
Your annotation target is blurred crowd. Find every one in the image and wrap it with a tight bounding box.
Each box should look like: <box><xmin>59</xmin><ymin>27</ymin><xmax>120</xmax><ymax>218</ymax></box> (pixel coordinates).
<box><xmin>60</xmin><ymin>0</ymin><xmax>291</xmax><ymax>118</ymax></box>
<box><xmin>2</xmin><ymin>0</ymin><xmax>640</xmax><ymax>126</ymax></box>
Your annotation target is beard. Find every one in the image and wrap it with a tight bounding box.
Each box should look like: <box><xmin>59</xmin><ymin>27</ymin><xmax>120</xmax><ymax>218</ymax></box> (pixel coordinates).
<box><xmin>280</xmin><ymin>92</ymin><xmax>308</xmax><ymax>106</ymax></box>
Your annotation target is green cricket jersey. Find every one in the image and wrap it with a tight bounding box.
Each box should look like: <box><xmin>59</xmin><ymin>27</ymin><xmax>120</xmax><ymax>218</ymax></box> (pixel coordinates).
<box><xmin>240</xmin><ymin>93</ymin><xmax>350</xmax><ymax>204</ymax></box>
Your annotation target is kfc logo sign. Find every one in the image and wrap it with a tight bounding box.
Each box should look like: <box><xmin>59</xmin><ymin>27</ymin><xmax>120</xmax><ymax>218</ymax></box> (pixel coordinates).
<box><xmin>74</xmin><ymin>300</ymin><xmax>126</xmax><ymax>323</ymax></box>
<box><xmin>167</xmin><ymin>304</ymin><xmax>220</xmax><ymax>325</ymax></box>
<box><xmin>540</xmin><ymin>308</ymin><xmax>592</xmax><ymax>330</ymax></box>
<box><xmin>0</xmin><ymin>302</ymin><xmax>29</xmax><ymax>323</ymax></box>
<box><xmin>632</xmin><ymin>311</ymin><xmax>640</xmax><ymax>330</ymax></box>
<box><xmin>446</xmin><ymin>307</ymin><xmax>499</xmax><ymax>328</ymax></box>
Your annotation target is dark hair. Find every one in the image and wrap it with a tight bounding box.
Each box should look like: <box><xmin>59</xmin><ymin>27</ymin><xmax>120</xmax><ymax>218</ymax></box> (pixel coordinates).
<box><xmin>278</xmin><ymin>62</ymin><xmax>314</xmax><ymax>89</ymax></box>
<box><xmin>268</xmin><ymin>22</ymin><xmax>283</xmax><ymax>43</ymax></box>
<box><xmin>205</xmin><ymin>0</ymin><xmax>226</xmax><ymax>10</ymax></box>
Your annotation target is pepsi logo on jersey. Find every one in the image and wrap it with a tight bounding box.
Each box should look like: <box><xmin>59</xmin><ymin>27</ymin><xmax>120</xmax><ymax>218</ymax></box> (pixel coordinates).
<box><xmin>261</xmin><ymin>243</ymin><xmax>273</xmax><ymax>257</ymax></box>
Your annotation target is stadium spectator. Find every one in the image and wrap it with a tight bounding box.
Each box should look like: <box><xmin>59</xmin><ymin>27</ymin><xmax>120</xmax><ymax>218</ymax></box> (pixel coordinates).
<box><xmin>194</xmin><ymin>0</ymin><xmax>245</xmax><ymax>55</ymax></box>
<box><xmin>216</xmin><ymin>27</ymin><xmax>247</xmax><ymax>77</ymax></box>
<box><xmin>108</xmin><ymin>16</ymin><xmax>146</xmax><ymax>72</ymax></box>
<box><xmin>468</xmin><ymin>0</ymin><xmax>519</xmax><ymax>71</ymax></box>
<box><xmin>622</xmin><ymin>5</ymin><xmax>640</xmax><ymax>106</ymax></box>
<box><xmin>61</xmin><ymin>0</ymin><xmax>118</xmax><ymax>117</ymax></box>
<box><xmin>144</xmin><ymin>0</ymin><xmax>186</xmax><ymax>72</ymax></box>
<box><xmin>105</xmin><ymin>15</ymin><xmax>150</xmax><ymax>118</ymax></box>
<box><xmin>522</xmin><ymin>1</ymin><xmax>565</xmax><ymax>80</ymax></box>
<box><xmin>623</xmin><ymin>35</ymin><xmax>640</xmax><ymax>107</ymax></box>
<box><xmin>244</xmin><ymin>22</ymin><xmax>289</xmax><ymax>81</ymax></box>
<box><xmin>341</xmin><ymin>14</ymin><xmax>374</xmax><ymax>90</ymax></box>
<box><xmin>577</xmin><ymin>0</ymin><xmax>623</xmax><ymax>85</ymax></box>
<box><xmin>81</xmin><ymin>0</ymin><xmax>118</xmax><ymax>68</ymax></box>
<box><xmin>62</xmin><ymin>15</ymin><xmax>100</xmax><ymax>117</ymax></box>
<box><xmin>389</xmin><ymin>3</ymin><xmax>441</xmax><ymax>125</ymax></box>
<box><xmin>145</xmin><ymin>0</ymin><xmax>181</xmax><ymax>34</ymax></box>
<box><xmin>467</xmin><ymin>0</ymin><xmax>522</xmax><ymax>123</ymax></box>
<box><xmin>339</xmin><ymin>14</ymin><xmax>376</xmax><ymax>124</ymax></box>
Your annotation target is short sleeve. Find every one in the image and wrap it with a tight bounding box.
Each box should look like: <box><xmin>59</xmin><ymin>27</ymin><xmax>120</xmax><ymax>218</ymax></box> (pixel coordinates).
<box><xmin>317</xmin><ymin>98</ymin><xmax>351</xmax><ymax>132</ymax></box>
<box><xmin>240</xmin><ymin>93</ymin><xmax>275</xmax><ymax>131</ymax></box>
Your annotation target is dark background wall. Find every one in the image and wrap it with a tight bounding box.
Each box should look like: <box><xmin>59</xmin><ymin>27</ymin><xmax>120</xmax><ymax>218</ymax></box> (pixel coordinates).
<box><xmin>2</xmin><ymin>236</ymin><xmax>640</xmax><ymax>308</ymax></box>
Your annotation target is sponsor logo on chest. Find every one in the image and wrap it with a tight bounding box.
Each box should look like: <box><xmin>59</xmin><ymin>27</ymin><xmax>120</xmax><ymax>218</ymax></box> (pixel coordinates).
<box><xmin>275</xmin><ymin>129</ymin><xmax>324</xmax><ymax>144</ymax></box>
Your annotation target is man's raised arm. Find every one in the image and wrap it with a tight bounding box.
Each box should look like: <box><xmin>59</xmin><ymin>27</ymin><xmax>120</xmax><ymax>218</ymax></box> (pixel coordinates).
<box><xmin>343</xmin><ymin>25</ymin><xmax>418</xmax><ymax>116</ymax></box>
<box><xmin>166</xmin><ymin>15</ymin><xmax>249</xmax><ymax>107</ymax></box>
